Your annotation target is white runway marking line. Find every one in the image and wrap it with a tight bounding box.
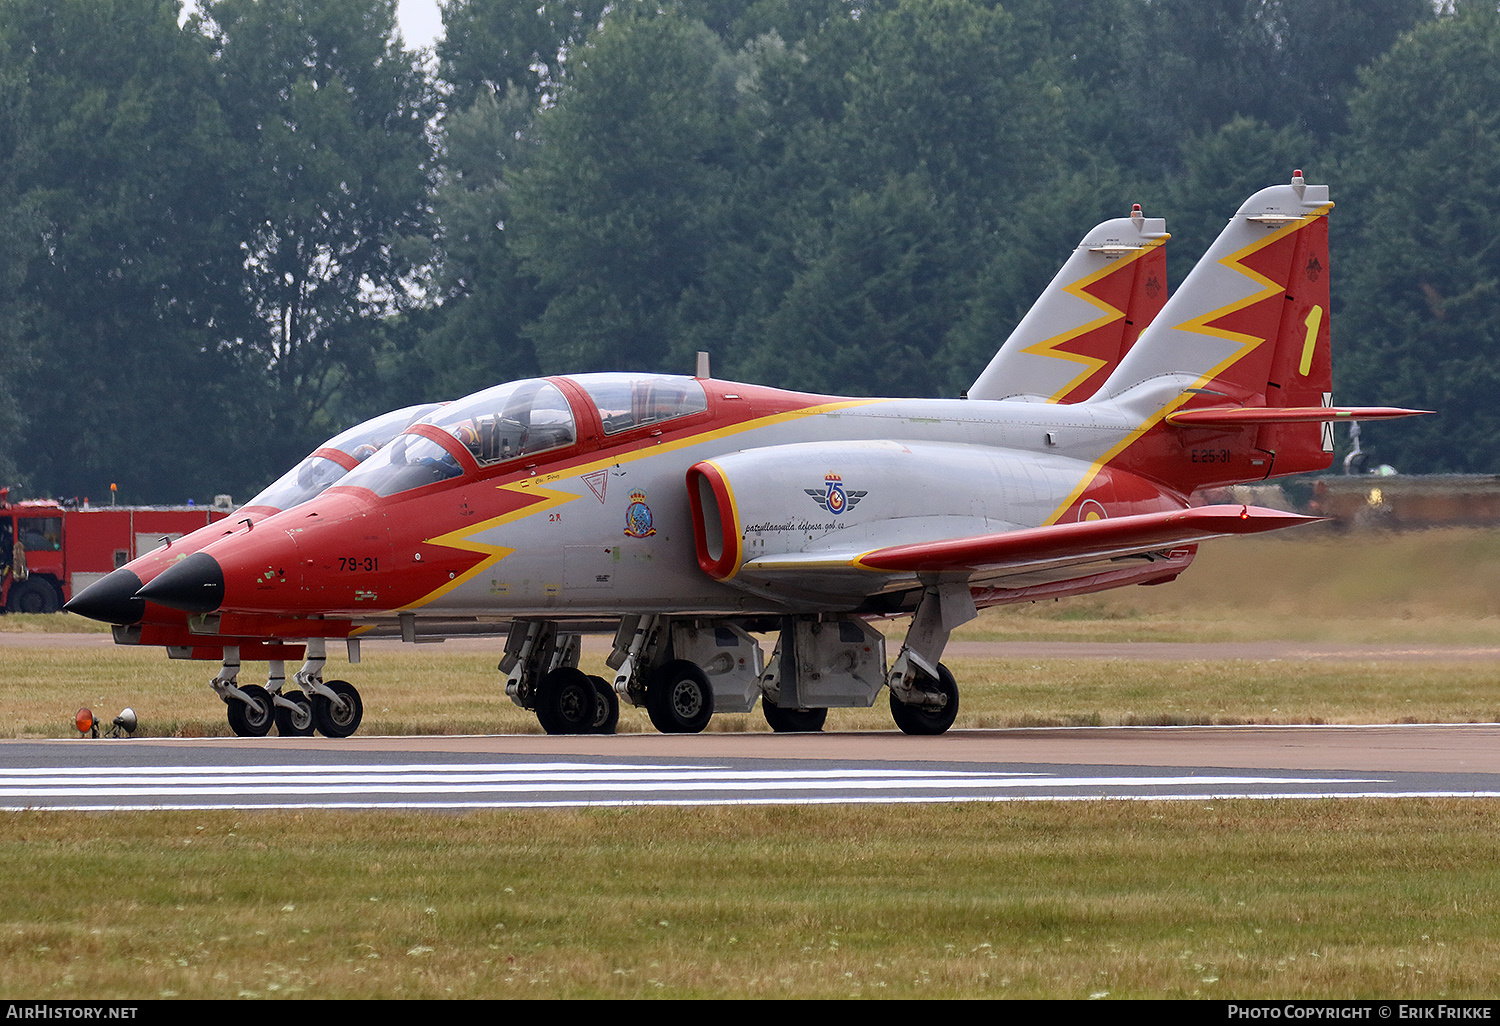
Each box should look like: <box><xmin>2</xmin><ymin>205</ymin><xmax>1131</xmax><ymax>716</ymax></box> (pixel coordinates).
<box><xmin>0</xmin><ymin>760</ymin><xmax>1389</xmax><ymax>807</ymax></box>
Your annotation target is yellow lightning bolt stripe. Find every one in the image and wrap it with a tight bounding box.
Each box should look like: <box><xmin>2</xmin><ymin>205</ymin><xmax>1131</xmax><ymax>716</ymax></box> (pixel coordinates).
<box><xmin>393</xmin><ymin>479</ymin><xmax>581</xmax><ymax>611</ymax></box>
<box><xmin>397</xmin><ymin>398</ymin><xmax>885</xmax><ymax>610</ymax></box>
<box><xmin>1021</xmin><ymin>238</ymin><xmax>1167</xmax><ymax>403</ymax></box>
<box><xmin>1040</xmin><ymin>205</ymin><xmax>1332</xmax><ymax>526</ymax></box>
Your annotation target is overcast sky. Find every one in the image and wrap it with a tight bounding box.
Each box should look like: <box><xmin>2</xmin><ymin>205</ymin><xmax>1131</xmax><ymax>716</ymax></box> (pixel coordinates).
<box><xmin>182</xmin><ymin>1</ymin><xmax>446</xmax><ymax>51</ymax></box>
<box><xmin>396</xmin><ymin>0</ymin><xmax>444</xmax><ymax>50</ymax></box>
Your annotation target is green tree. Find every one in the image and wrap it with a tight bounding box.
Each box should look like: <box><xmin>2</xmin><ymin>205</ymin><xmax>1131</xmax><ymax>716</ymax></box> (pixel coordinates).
<box><xmin>1336</xmin><ymin>1</ymin><xmax>1500</xmax><ymax>473</ymax></box>
<box><xmin>202</xmin><ymin>0</ymin><xmax>436</xmax><ymax>468</ymax></box>
<box><xmin>1124</xmin><ymin>0</ymin><xmax>1431</xmax><ymax>169</ymax></box>
<box><xmin>507</xmin><ymin>8</ymin><xmax>745</xmax><ymax>374</ymax></box>
<box><xmin>0</xmin><ymin>0</ymin><xmax>263</xmax><ymax>502</ymax></box>
<box><xmin>420</xmin><ymin>85</ymin><xmax>544</xmax><ymax>396</ymax></box>
<box><xmin>437</xmin><ymin>0</ymin><xmax>608</xmax><ymax>110</ymax></box>
<box><xmin>737</xmin><ymin>173</ymin><xmax>971</xmax><ymax>397</ymax></box>
<box><xmin>728</xmin><ymin>0</ymin><xmax>1094</xmax><ymax>395</ymax></box>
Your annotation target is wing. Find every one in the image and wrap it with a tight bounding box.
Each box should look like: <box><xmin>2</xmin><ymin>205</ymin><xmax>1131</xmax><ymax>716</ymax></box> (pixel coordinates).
<box><xmin>733</xmin><ymin>504</ymin><xmax>1318</xmax><ymax>594</ymax></box>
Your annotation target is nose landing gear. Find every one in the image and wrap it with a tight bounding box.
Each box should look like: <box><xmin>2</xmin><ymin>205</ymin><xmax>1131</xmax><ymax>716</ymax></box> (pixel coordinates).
<box><xmin>211</xmin><ymin>644</ymin><xmax>364</xmax><ymax>738</ymax></box>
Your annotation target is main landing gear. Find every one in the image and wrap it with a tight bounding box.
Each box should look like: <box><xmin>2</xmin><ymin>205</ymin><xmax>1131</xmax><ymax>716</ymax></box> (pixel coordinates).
<box><xmin>887</xmin><ymin>663</ymin><xmax>960</xmax><ymax>736</ymax></box>
<box><xmin>501</xmin><ymin>622</ymin><xmax>625</xmax><ymax>735</ymax></box>
<box><xmin>504</xmin><ymin>592</ymin><xmax>976</xmax><ymax>737</ymax></box>
<box><xmin>210</xmin><ymin>641</ymin><xmax>364</xmax><ymax>738</ymax></box>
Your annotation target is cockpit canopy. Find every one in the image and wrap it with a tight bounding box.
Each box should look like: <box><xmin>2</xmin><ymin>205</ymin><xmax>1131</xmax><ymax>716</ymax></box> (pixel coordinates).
<box><xmin>343</xmin><ymin>379</ymin><xmax>576</xmax><ymax>497</ymax></box>
<box><xmin>246</xmin><ymin>401</ymin><xmax>447</xmax><ymax>512</ymax></box>
<box><xmin>339</xmin><ymin>374</ymin><xmax>709</xmax><ymax>498</ymax></box>
<box><xmin>569</xmin><ymin>373</ymin><xmax>707</xmax><ymax>434</ymax></box>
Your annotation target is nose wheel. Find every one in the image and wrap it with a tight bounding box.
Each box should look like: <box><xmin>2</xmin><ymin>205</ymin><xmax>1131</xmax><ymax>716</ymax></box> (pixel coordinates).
<box><xmin>311</xmin><ymin>680</ymin><xmax>364</xmax><ymax>738</ymax></box>
<box><xmin>273</xmin><ymin>690</ymin><xmax>316</xmax><ymax>737</ymax></box>
<box><xmin>226</xmin><ymin>684</ymin><xmax>274</xmax><ymax>737</ymax></box>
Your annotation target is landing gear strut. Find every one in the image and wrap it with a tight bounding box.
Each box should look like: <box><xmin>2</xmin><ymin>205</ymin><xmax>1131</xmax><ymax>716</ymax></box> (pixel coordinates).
<box><xmin>210</xmin><ymin>642</ymin><xmax>363</xmax><ymax>738</ymax></box>
<box><xmin>208</xmin><ymin>647</ymin><xmax>270</xmax><ymax>738</ymax></box>
<box><xmin>503</xmin><ymin>621</ymin><xmax>620</xmax><ymax>735</ymax></box>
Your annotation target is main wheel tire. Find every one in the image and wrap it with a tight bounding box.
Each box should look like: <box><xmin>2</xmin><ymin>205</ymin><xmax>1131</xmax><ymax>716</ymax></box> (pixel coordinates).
<box><xmin>8</xmin><ymin>578</ymin><xmax>59</xmax><ymax>614</ymax></box>
<box><xmin>889</xmin><ymin>663</ymin><xmax>960</xmax><ymax>736</ymax></box>
<box><xmin>227</xmin><ymin>684</ymin><xmax>274</xmax><ymax>737</ymax></box>
<box><xmin>312</xmin><ymin>679</ymin><xmax>363</xmax><ymax>738</ymax></box>
<box><xmin>646</xmin><ymin>660</ymin><xmax>714</xmax><ymax>734</ymax></box>
<box><xmin>587</xmin><ymin>675</ymin><xmax>619</xmax><ymax>734</ymax></box>
<box><xmin>762</xmin><ymin>703</ymin><xmax>828</xmax><ymax>733</ymax></box>
<box><xmin>274</xmin><ymin>689</ymin><xmax>316</xmax><ymax>737</ymax></box>
<box><xmin>535</xmin><ymin>667</ymin><xmax>599</xmax><ymax>735</ymax></box>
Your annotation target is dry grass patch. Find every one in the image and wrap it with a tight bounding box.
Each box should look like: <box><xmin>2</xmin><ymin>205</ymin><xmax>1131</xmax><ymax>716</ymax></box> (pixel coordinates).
<box><xmin>963</xmin><ymin>527</ymin><xmax>1500</xmax><ymax>644</ymax></box>
<box><xmin>4</xmin><ymin>645</ymin><xmax>1499</xmax><ymax>737</ymax></box>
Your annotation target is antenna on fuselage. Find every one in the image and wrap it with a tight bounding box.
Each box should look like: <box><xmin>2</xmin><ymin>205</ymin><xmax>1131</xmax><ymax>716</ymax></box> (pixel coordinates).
<box><xmin>695</xmin><ymin>352</ymin><xmax>711</xmax><ymax>379</ymax></box>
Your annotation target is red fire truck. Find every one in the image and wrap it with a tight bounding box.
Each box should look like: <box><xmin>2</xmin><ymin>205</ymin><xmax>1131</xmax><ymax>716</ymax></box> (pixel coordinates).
<box><xmin>0</xmin><ymin>490</ymin><xmax>229</xmax><ymax>613</ymax></box>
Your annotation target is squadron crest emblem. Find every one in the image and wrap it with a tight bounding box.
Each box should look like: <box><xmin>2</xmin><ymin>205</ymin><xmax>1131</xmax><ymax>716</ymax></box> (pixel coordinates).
<box><xmin>805</xmin><ymin>473</ymin><xmax>865</xmax><ymax>515</ymax></box>
<box><xmin>624</xmin><ymin>490</ymin><xmax>656</xmax><ymax>537</ymax></box>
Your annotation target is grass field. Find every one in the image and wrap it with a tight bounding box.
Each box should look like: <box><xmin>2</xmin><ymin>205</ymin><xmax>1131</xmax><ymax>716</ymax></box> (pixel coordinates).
<box><xmin>3</xmin><ymin>527</ymin><xmax>1500</xmax><ymax>998</ymax></box>
<box><xmin>3</xmin><ymin>802</ymin><xmax>1499</xmax><ymax>999</ymax></box>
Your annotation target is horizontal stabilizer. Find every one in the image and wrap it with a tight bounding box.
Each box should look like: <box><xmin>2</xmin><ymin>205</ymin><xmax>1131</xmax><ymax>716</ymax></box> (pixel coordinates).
<box><xmin>740</xmin><ymin>505</ymin><xmax>1319</xmax><ymax>582</ymax></box>
<box><xmin>1165</xmin><ymin>406</ymin><xmax>1433</xmax><ymax>428</ymax></box>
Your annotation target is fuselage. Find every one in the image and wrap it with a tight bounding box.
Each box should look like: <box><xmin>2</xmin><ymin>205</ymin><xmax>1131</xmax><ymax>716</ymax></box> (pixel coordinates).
<box><xmin>141</xmin><ymin>372</ymin><xmax>1221</xmax><ymax>630</ymax></box>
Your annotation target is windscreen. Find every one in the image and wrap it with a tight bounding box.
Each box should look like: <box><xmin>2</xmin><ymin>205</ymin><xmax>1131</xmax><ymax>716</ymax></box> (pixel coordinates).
<box><xmin>243</xmin><ymin>402</ymin><xmax>446</xmax><ymax>512</ymax></box>
<box><xmin>338</xmin><ymin>380</ymin><xmax>577</xmax><ymax>497</ymax></box>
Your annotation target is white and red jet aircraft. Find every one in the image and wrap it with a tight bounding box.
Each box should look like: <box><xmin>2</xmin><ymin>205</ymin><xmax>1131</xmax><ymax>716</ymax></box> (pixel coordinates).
<box><xmin>67</xmin><ymin>200</ymin><xmax>1171</xmax><ymax>737</ymax></box>
<box><xmin>119</xmin><ymin>177</ymin><xmax>1430</xmax><ymax>737</ymax></box>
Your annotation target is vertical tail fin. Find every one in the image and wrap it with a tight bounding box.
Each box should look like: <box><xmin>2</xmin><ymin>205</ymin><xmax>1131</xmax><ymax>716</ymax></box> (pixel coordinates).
<box><xmin>1097</xmin><ymin>173</ymin><xmax>1333</xmax><ymax>412</ymax></box>
<box><xmin>968</xmin><ymin>205</ymin><xmax>1168</xmax><ymax>403</ymax></box>
<box><xmin>1092</xmin><ymin>174</ymin><xmax>1335</xmax><ymax>489</ymax></box>
<box><xmin>1089</xmin><ymin>173</ymin><xmax>1427</xmax><ymax>494</ymax></box>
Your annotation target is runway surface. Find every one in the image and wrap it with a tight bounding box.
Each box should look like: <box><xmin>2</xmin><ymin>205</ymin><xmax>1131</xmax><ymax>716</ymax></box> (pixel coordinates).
<box><xmin>7</xmin><ymin>633</ymin><xmax>1500</xmax><ymax>810</ymax></box>
<box><xmin>4</xmin><ymin>723</ymin><xmax>1499</xmax><ymax>811</ymax></box>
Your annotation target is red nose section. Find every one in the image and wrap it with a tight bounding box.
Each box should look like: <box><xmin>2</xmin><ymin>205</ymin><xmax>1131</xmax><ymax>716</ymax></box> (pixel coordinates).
<box><xmin>133</xmin><ymin>510</ymin><xmax>311</xmax><ymax>615</ymax></box>
<box><xmin>131</xmin><ymin>490</ymin><xmax>485</xmax><ymax>618</ymax></box>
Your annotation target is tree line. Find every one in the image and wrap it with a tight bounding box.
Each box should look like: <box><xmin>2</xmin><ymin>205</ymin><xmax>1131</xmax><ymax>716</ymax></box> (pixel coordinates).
<box><xmin>0</xmin><ymin>0</ymin><xmax>1492</xmax><ymax>503</ymax></box>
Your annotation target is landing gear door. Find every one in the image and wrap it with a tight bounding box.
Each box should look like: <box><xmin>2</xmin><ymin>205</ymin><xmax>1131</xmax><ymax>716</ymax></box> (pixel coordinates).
<box><xmin>787</xmin><ymin>618</ymin><xmax>887</xmax><ymax>709</ymax></box>
<box><xmin>670</xmin><ymin>623</ymin><xmax>763</xmax><ymax>714</ymax></box>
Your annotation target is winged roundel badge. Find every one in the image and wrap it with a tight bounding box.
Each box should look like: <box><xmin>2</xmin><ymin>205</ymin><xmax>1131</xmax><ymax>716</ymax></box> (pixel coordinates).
<box><xmin>806</xmin><ymin>473</ymin><xmax>866</xmax><ymax>515</ymax></box>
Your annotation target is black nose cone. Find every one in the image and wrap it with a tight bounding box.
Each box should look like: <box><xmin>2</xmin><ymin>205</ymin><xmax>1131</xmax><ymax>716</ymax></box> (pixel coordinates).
<box><xmin>64</xmin><ymin>568</ymin><xmax>146</xmax><ymax>625</ymax></box>
<box><xmin>135</xmin><ymin>552</ymin><xmax>225</xmax><ymax>614</ymax></box>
